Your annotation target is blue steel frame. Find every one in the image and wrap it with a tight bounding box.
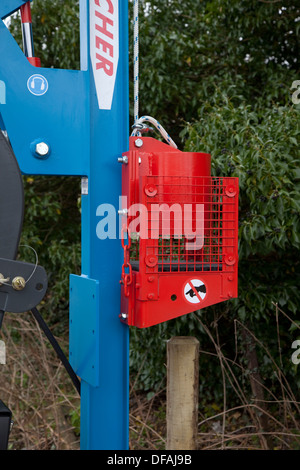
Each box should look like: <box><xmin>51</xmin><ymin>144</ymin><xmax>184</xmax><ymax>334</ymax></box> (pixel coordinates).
<box><xmin>0</xmin><ymin>0</ymin><xmax>129</xmax><ymax>450</ymax></box>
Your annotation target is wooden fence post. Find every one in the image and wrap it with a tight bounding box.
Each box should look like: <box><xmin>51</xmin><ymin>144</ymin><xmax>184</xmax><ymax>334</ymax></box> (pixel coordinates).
<box><xmin>166</xmin><ymin>336</ymin><xmax>199</xmax><ymax>450</ymax></box>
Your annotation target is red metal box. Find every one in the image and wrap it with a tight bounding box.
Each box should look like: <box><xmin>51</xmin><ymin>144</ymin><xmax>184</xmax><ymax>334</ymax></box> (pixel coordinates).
<box><xmin>120</xmin><ymin>137</ymin><xmax>238</xmax><ymax>328</ymax></box>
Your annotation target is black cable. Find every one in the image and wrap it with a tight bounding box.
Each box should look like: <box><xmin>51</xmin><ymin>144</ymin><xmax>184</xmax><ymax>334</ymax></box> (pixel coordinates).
<box><xmin>31</xmin><ymin>307</ymin><xmax>81</xmax><ymax>396</ymax></box>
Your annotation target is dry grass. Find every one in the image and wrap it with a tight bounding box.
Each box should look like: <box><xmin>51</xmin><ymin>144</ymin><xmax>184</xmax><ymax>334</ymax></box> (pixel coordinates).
<box><xmin>0</xmin><ymin>314</ymin><xmax>80</xmax><ymax>450</ymax></box>
<box><xmin>192</xmin><ymin>308</ymin><xmax>300</xmax><ymax>451</ymax></box>
<box><xmin>0</xmin><ymin>305</ymin><xmax>299</xmax><ymax>450</ymax></box>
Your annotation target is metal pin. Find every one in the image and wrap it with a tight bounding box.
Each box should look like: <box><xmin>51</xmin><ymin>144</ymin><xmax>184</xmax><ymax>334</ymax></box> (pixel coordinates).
<box><xmin>118</xmin><ymin>209</ymin><xmax>128</xmax><ymax>216</ymax></box>
<box><xmin>118</xmin><ymin>156</ymin><xmax>128</xmax><ymax>164</ymax></box>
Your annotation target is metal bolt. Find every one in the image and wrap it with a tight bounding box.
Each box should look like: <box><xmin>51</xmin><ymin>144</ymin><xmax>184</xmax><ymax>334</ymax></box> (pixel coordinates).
<box><xmin>120</xmin><ymin>313</ymin><xmax>128</xmax><ymax>320</ymax></box>
<box><xmin>35</xmin><ymin>142</ymin><xmax>50</xmax><ymax>157</ymax></box>
<box><xmin>135</xmin><ymin>138</ymin><xmax>143</xmax><ymax>148</ymax></box>
<box><xmin>118</xmin><ymin>209</ymin><xmax>128</xmax><ymax>216</ymax></box>
<box><xmin>118</xmin><ymin>155</ymin><xmax>128</xmax><ymax>164</ymax></box>
<box><xmin>12</xmin><ymin>276</ymin><xmax>26</xmax><ymax>291</ymax></box>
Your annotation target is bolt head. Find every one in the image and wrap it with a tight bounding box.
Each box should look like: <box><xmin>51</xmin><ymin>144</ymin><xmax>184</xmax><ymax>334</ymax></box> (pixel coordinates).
<box><xmin>35</xmin><ymin>142</ymin><xmax>50</xmax><ymax>157</ymax></box>
<box><xmin>118</xmin><ymin>156</ymin><xmax>128</xmax><ymax>164</ymax></box>
<box><xmin>135</xmin><ymin>138</ymin><xmax>143</xmax><ymax>148</ymax></box>
<box><xmin>12</xmin><ymin>276</ymin><xmax>26</xmax><ymax>291</ymax></box>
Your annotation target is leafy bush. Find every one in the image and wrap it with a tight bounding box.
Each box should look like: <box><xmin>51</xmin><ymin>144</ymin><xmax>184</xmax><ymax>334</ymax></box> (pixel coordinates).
<box><xmin>21</xmin><ymin>176</ymin><xmax>81</xmax><ymax>331</ymax></box>
<box><xmin>129</xmin><ymin>0</ymin><xmax>300</xmax><ymax>396</ymax></box>
<box><xmin>130</xmin><ymin>85</ymin><xmax>300</xmax><ymax>396</ymax></box>
<box><xmin>5</xmin><ymin>0</ymin><xmax>299</xmax><ymax>399</ymax></box>
<box><xmin>182</xmin><ymin>84</ymin><xmax>300</xmax><ymax>316</ymax></box>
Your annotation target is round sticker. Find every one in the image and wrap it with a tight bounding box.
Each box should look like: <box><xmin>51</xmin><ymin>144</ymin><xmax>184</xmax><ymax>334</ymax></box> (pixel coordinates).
<box><xmin>27</xmin><ymin>74</ymin><xmax>48</xmax><ymax>96</ymax></box>
<box><xmin>184</xmin><ymin>279</ymin><xmax>207</xmax><ymax>304</ymax></box>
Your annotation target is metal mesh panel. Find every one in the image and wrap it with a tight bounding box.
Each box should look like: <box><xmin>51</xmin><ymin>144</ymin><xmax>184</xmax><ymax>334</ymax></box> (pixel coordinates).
<box><xmin>130</xmin><ymin>176</ymin><xmax>237</xmax><ymax>273</ymax></box>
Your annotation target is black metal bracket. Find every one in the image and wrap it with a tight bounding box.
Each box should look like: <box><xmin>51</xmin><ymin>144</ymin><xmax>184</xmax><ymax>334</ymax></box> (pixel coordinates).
<box><xmin>0</xmin><ymin>257</ymin><xmax>48</xmax><ymax>314</ymax></box>
<box><xmin>0</xmin><ymin>130</ymin><xmax>48</xmax><ymax>324</ymax></box>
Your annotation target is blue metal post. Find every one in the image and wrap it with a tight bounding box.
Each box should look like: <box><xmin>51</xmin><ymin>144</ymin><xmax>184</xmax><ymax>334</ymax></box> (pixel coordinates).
<box><xmin>0</xmin><ymin>0</ymin><xmax>130</xmax><ymax>450</ymax></box>
<box><xmin>76</xmin><ymin>0</ymin><xmax>130</xmax><ymax>450</ymax></box>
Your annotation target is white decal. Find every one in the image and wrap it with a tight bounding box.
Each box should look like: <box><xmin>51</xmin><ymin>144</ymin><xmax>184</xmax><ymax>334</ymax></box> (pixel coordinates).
<box><xmin>90</xmin><ymin>0</ymin><xmax>119</xmax><ymax>110</ymax></box>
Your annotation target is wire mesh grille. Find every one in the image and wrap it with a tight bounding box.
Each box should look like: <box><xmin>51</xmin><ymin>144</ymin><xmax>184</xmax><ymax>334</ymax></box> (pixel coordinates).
<box><xmin>130</xmin><ymin>176</ymin><xmax>237</xmax><ymax>273</ymax></box>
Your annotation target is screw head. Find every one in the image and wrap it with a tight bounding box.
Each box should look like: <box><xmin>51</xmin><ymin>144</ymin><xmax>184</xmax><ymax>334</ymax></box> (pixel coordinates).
<box><xmin>145</xmin><ymin>184</ymin><xmax>157</xmax><ymax>197</ymax></box>
<box><xmin>225</xmin><ymin>254</ymin><xmax>236</xmax><ymax>265</ymax></box>
<box><xmin>135</xmin><ymin>138</ymin><xmax>143</xmax><ymax>148</ymax></box>
<box><xmin>225</xmin><ymin>185</ymin><xmax>237</xmax><ymax>197</ymax></box>
<box><xmin>145</xmin><ymin>255</ymin><xmax>158</xmax><ymax>267</ymax></box>
<box><xmin>35</xmin><ymin>142</ymin><xmax>50</xmax><ymax>157</ymax></box>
